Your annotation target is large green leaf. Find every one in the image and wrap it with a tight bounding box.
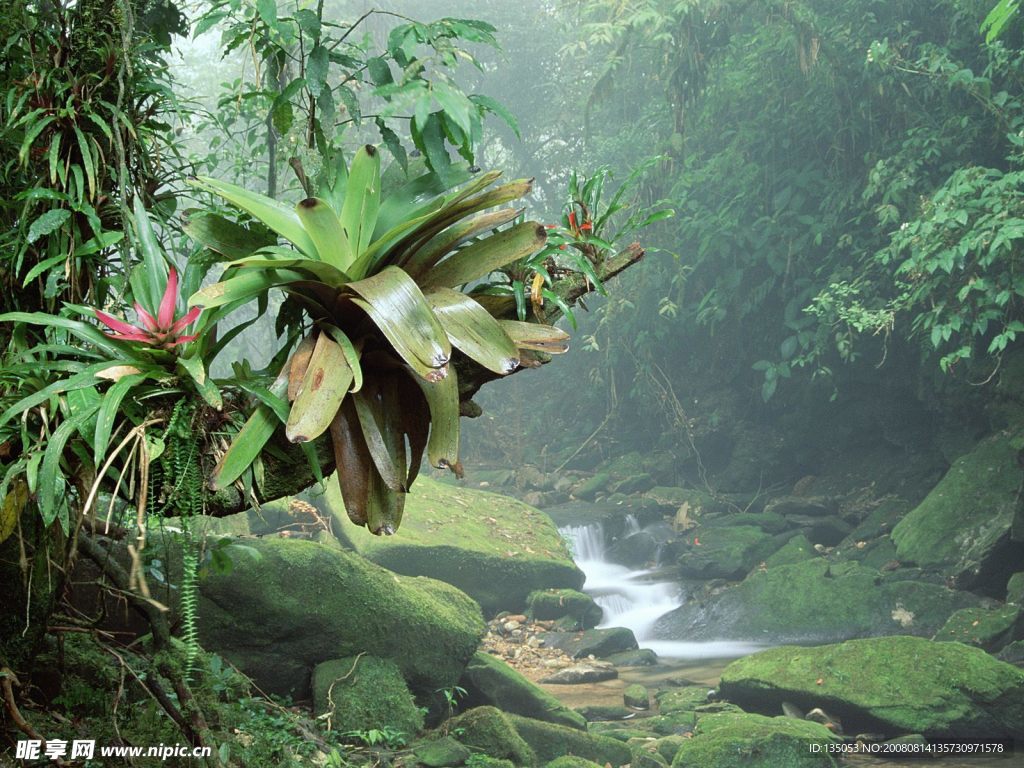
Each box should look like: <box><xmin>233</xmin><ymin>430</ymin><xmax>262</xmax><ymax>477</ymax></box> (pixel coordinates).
<box><xmin>295</xmin><ymin>197</ymin><xmax>350</xmax><ymax>269</ymax></box>
<box><xmin>410</xmin><ymin>365</ymin><xmax>459</xmax><ymax>470</ymax></box>
<box><xmin>404</xmin><ymin>207</ymin><xmax>523</xmax><ymax>278</ymax></box>
<box><xmin>346</xmin><ymin>266</ymin><xmax>450</xmax><ymax>373</ymax></box>
<box><xmin>189</xmin><ymin>267</ymin><xmax>309</xmax><ymax>309</ymax></box>
<box><xmin>0</xmin><ymin>311</ymin><xmax>136</xmax><ymax>361</ymax></box>
<box><xmin>183</xmin><ymin>210</ymin><xmax>276</xmax><ymax>260</ymax></box>
<box><xmin>427</xmin><ymin>288</ymin><xmax>519</xmax><ymax>374</ymax></box>
<box><xmin>422</xmin><ymin>221</ymin><xmax>547</xmax><ymax>289</ymax></box>
<box><xmin>285</xmin><ymin>332</ymin><xmax>355</xmax><ymax>443</ymax></box>
<box><xmin>340</xmin><ymin>145</ymin><xmax>381</xmax><ymax>261</ymax></box>
<box><xmin>190</xmin><ymin>176</ymin><xmax>319</xmax><ymax>258</ymax></box>
<box><xmin>225</xmin><ymin>246</ymin><xmax>351</xmax><ymax>286</ymax></box>
<box><xmin>374</xmin><ymin>163</ymin><xmax>473</xmax><ymax>238</ymax></box>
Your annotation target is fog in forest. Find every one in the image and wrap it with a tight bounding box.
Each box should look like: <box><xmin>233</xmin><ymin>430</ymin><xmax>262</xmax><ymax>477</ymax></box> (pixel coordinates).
<box><xmin>3</xmin><ymin>0</ymin><xmax>1024</xmax><ymax>765</ymax></box>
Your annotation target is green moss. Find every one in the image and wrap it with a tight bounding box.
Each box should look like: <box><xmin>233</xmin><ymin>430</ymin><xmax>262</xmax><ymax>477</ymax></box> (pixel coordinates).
<box><xmin>339</xmin><ymin>477</ymin><xmax>583</xmax><ymax>615</ymax></box>
<box><xmin>934</xmin><ymin>606</ymin><xmax>1022</xmax><ymax>651</ymax></box>
<box><xmin>644</xmin><ymin>711</ymin><xmax>698</xmax><ymax>736</ymax></box>
<box><xmin>671</xmin><ymin>712</ymin><xmax>838</xmax><ymax>767</ymax></box>
<box><xmin>545</xmin><ymin>757</ymin><xmax>606</xmax><ymax>768</ymax></box>
<box><xmin>196</xmin><ymin>536</ymin><xmax>484</xmax><ymax>698</ymax></box>
<box><xmin>1007</xmin><ymin>572</ymin><xmax>1024</xmax><ymax>604</ymax></box>
<box><xmin>624</xmin><ymin>683</ymin><xmax>649</xmax><ymax>709</ymax></box>
<box><xmin>527</xmin><ymin>589</ymin><xmax>602</xmax><ymax>628</ymax></box>
<box><xmin>677</xmin><ymin>525</ymin><xmax>777</xmax><ymax>579</ymax></box>
<box><xmin>459</xmin><ymin>651</ymin><xmax>586</xmax><ymax>730</ymax></box>
<box><xmin>658</xmin><ymin>558</ymin><xmax>980</xmax><ymax>642</ymax></box>
<box><xmin>763</xmin><ymin>535</ymin><xmax>815</xmax><ymax>567</ymax></box>
<box><xmin>719</xmin><ymin>636</ymin><xmax>1024</xmax><ymax>739</ymax></box>
<box><xmin>413</xmin><ymin>735</ymin><xmax>473</xmax><ymax>767</ymax></box>
<box><xmin>450</xmin><ymin>706</ymin><xmax>536</xmax><ymax>766</ymax></box>
<box><xmin>507</xmin><ymin>714</ymin><xmax>632</xmax><ymax>766</ymax></box>
<box><xmin>655</xmin><ymin>687</ymin><xmax>710</xmax><ymax>714</ymax></box>
<box><xmin>891</xmin><ymin>433</ymin><xmax>1024</xmax><ymax>584</ymax></box>
<box><xmin>540</xmin><ymin>627</ymin><xmax>637</xmax><ymax>659</ymax></box>
<box><xmin>573</xmin><ymin>472</ymin><xmax>612</xmax><ymax>500</ymax></box>
<box><xmin>312</xmin><ymin>655</ymin><xmax>423</xmax><ymax>737</ymax></box>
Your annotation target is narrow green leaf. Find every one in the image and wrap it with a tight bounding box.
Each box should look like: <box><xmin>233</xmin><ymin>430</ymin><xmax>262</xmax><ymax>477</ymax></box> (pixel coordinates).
<box><xmin>212</xmin><ymin>370</ymin><xmax>288</xmax><ymax>489</ymax></box>
<box><xmin>427</xmin><ymin>288</ymin><xmax>519</xmax><ymax>374</ymax></box>
<box><xmin>422</xmin><ymin>221</ymin><xmax>547</xmax><ymax>289</ymax></box>
<box><xmin>132</xmin><ymin>197</ymin><xmax>170</xmax><ymax>313</ymax></box>
<box><xmin>499</xmin><ymin>320</ymin><xmax>571</xmax><ymax>353</ymax></box>
<box><xmin>188</xmin><ymin>267</ymin><xmax>308</xmax><ymax>309</ymax></box>
<box><xmin>94</xmin><ymin>373</ymin><xmax>147</xmax><ymax>464</ymax></box>
<box><xmin>40</xmin><ymin>401</ymin><xmax>100</xmax><ymax>530</ymax></box>
<box><xmin>18</xmin><ymin>115</ymin><xmax>54</xmax><ymax>165</ymax></box>
<box><xmin>340</xmin><ymin>145</ymin><xmax>382</xmax><ymax>262</ymax></box>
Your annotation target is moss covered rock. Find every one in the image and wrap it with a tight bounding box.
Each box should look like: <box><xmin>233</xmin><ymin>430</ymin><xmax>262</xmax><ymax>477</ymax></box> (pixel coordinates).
<box><xmin>719</xmin><ymin>636</ymin><xmax>1024</xmax><ymax>739</ymax></box>
<box><xmin>763</xmin><ymin>535</ymin><xmax>816</xmax><ymax>567</ymax></box>
<box><xmin>1008</xmin><ymin>572</ymin><xmax>1024</xmax><ymax>605</ymax></box>
<box><xmin>656</xmin><ymin>687</ymin><xmax>712</xmax><ymax>714</ymax></box>
<box><xmin>624</xmin><ymin>683</ymin><xmax>650</xmax><ymax>709</ymax></box>
<box><xmin>891</xmin><ymin>432</ymin><xmax>1024</xmax><ymax>591</ymax></box>
<box><xmin>196</xmin><ymin>536</ymin><xmax>484</xmax><ymax>698</ymax></box>
<box><xmin>312</xmin><ymin>656</ymin><xmax>422</xmax><ymax>737</ymax></box>
<box><xmin>339</xmin><ymin>477</ymin><xmax>583</xmax><ymax>615</ymax></box>
<box><xmin>540</xmin><ymin>627</ymin><xmax>638</xmax><ymax>659</ymax></box>
<box><xmin>934</xmin><ymin>605</ymin><xmax>1023</xmax><ymax>651</ymax></box>
<box><xmin>654</xmin><ymin>559</ymin><xmax>980</xmax><ymax>642</ymax></box>
<box><xmin>450</xmin><ymin>706</ymin><xmax>535</xmax><ymax>766</ymax></box>
<box><xmin>507</xmin><ymin>713</ymin><xmax>632</xmax><ymax>766</ymax></box>
<box><xmin>459</xmin><ymin>651</ymin><xmax>586</xmax><ymax>730</ymax></box>
<box><xmin>412</xmin><ymin>736</ymin><xmax>473</xmax><ymax>767</ymax></box>
<box><xmin>676</xmin><ymin>526</ymin><xmax>779</xmax><ymax>579</ymax></box>
<box><xmin>671</xmin><ymin>712</ymin><xmax>838</xmax><ymax>767</ymax></box>
<box><xmin>545</xmin><ymin>758</ymin><xmax>606</xmax><ymax>768</ymax></box>
<box><xmin>526</xmin><ymin>589</ymin><xmax>602</xmax><ymax>629</ymax></box>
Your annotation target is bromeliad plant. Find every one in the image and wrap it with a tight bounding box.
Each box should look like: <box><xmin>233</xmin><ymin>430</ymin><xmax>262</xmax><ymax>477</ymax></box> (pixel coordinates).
<box><xmin>487</xmin><ymin>161</ymin><xmax>674</xmax><ymax>328</ymax></box>
<box><xmin>189</xmin><ymin>145</ymin><xmax>569</xmax><ymax>535</ymax></box>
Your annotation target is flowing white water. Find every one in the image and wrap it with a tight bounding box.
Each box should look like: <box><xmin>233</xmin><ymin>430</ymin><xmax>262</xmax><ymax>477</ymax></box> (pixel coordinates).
<box><xmin>561</xmin><ymin>521</ymin><xmax>766</xmax><ymax>660</ymax></box>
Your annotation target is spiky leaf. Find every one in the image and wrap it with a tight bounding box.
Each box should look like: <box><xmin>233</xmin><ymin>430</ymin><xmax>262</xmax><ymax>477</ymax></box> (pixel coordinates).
<box><xmin>427</xmin><ymin>288</ymin><xmax>519</xmax><ymax>374</ymax></box>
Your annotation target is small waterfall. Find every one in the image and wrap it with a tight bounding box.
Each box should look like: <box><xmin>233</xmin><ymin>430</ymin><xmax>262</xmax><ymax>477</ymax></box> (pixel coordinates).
<box><xmin>560</xmin><ymin>520</ymin><xmax>767</xmax><ymax>660</ymax></box>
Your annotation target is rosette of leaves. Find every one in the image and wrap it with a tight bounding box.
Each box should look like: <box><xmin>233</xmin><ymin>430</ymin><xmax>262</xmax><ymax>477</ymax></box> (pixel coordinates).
<box><xmin>188</xmin><ymin>145</ymin><xmax>569</xmax><ymax>535</ymax></box>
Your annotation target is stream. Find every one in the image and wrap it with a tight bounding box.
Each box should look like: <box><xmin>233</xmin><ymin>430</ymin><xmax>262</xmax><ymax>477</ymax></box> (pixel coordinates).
<box><xmin>554</xmin><ymin>516</ymin><xmax>1020</xmax><ymax>768</ymax></box>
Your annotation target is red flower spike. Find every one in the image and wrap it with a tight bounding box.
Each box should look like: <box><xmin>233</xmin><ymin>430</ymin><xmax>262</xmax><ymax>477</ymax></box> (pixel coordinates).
<box><xmin>95</xmin><ymin>266</ymin><xmax>202</xmax><ymax>350</ymax></box>
<box><xmin>580</xmin><ymin>221</ymin><xmax>593</xmax><ymax>232</ymax></box>
<box><xmin>568</xmin><ymin>211</ymin><xmax>578</xmax><ymax>230</ymax></box>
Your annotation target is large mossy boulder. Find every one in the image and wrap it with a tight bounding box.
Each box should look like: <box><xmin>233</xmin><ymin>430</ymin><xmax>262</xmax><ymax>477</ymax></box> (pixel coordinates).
<box><xmin>891</xmin><ymin>432</ymin><xmax>1024</xmax><ymax>592</ymax></box>
<box><xmin>540</xmin><ymin>627</ymin><xmax>638</xmax><ymax>659</ymax></box>
<box><xmin>337</xmin><ymin>477</ymin><xmax>583</xmax><ymax>615</ymax></box>
<box><xmin>311</xmin><ymin>656</ymin><xmax>423</xmax><ymax>736</ymax></box>
<box><xmin>671</xmin><ymin>712</ymin><xmax>838</xmax><ymax>767</ymax></box>
<box><xmin>719</xmin><ymin>636</ymin><xmax>1024</xmax><ymax>739</ymax></box>
<box><xmin>654</xmin><ymin>559</ymin><xmax>980</xmax><ymax>643</ymax></box>
<box><xmin>196</xmin><ymin>537</ymin><xmax>485</xmax><ymax>698</ymax></box>
<box><xmin>507</xmin><ymin>713</ymin><xmax>632</xmax><ymax>766</ymax></box>
<box><xmin>449</xmin><ymin>706</ymin><xmax>536</xmax><ymax>765</ymax></box>
<box><xmin>459</xmin><ymin>651</ymin><xmax>586</xmax><ymax>730</ymax></box>
<box><xmin>676</xmin><ymin>526</ymin><xmax>780</xmax><ymax>580</ymax></box>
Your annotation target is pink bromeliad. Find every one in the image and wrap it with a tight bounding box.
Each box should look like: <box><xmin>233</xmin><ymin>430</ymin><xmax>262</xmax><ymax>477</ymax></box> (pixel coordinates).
<box><xmin>95</xmin><ymin>267</ymin><xmax>201</xmax><ymax>350</ymax></box>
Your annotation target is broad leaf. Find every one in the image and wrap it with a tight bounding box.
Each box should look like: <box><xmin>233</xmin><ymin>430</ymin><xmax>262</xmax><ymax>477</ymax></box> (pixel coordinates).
<box><xmin>427</xmin><ymin>288</ymin><xmax>519</xmax><ymax>374</ymax></box>
<box><xmin>499</xmin><ymin>320</ymin><xmax>571</xmax><ymax>353</ymax></box>
<box><xmin>285</xmin><ymin>332</ymin><xmax>355</xmax><ymax>442</ymax></box>
<box><xmin>296</xmin><ymin>197</ymin><xmax>350</xmax><ymax>269</ymax></box>
<box><xmin>421</xmin><ymin>221</ymin><xmax>547</xmax><ymax>289</ymax></box>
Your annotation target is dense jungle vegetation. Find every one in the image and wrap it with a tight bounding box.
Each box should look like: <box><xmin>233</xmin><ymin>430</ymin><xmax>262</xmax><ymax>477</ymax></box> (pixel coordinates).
<box><xmin>3</xmin><ymin>0</ymin><xmax>1024</xmax><ymax>766</ymax></box>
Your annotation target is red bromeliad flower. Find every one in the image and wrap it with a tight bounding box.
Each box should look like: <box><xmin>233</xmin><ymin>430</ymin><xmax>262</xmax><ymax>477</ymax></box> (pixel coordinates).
<box><xmin>96</xmin><ymin>267</ymin><xmax>201</xmax><ymax>350</ymax></box>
